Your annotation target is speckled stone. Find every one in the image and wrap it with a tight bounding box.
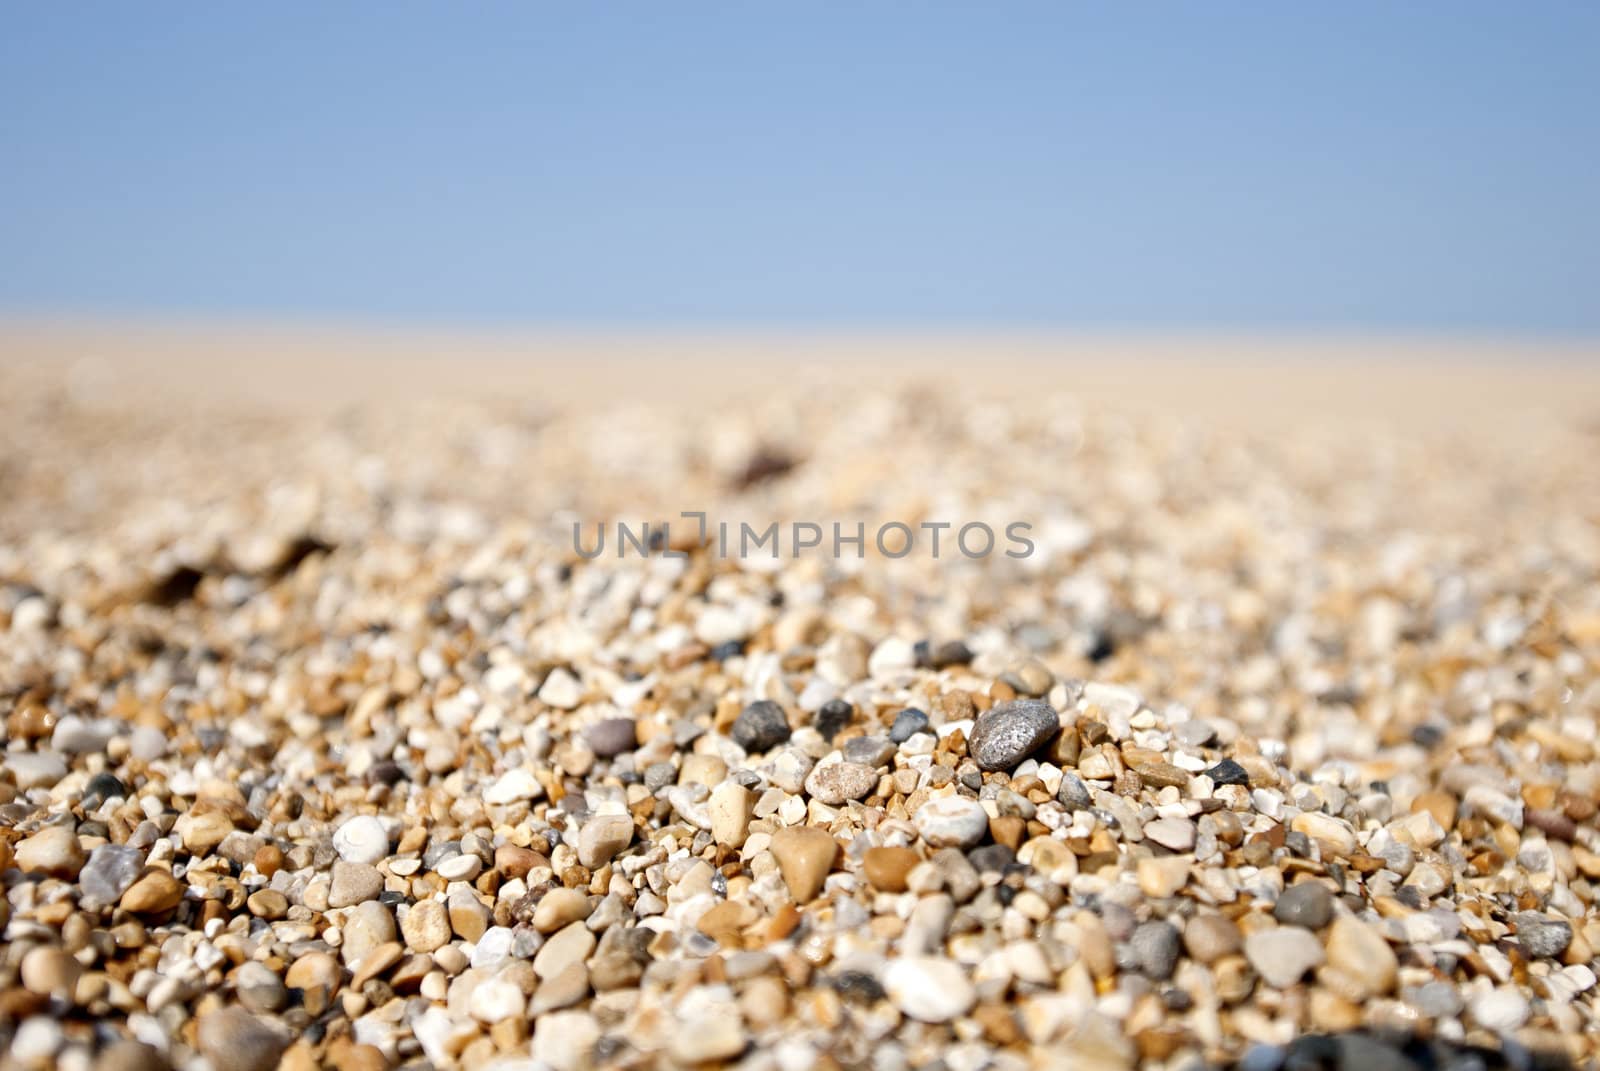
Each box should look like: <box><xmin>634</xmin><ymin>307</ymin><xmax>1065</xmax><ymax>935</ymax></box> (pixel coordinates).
<box><xmin>967</xmin><ymin>699</ymin><xmax>1059</xmax><ymax>771</ymax></box>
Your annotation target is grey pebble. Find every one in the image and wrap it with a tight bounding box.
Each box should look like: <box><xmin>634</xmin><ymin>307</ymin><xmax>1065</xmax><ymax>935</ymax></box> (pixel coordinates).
<box><xmin>79</xmin><ymin>843</ymin><xmax>145</xmax><ymax>908</ymax></box>
<box><xmin>967</xmin><ymin>699</ymin><xmax>1059</xmax><ymax>771</ymax></box>
<box><xmin>1515</xmin><ymin>913</ymin><xmax>1573</xmax><ymax>959</ymax></box>
<box><xmin>1129</xmin><ymin>919</ymin><xmax>1182</xmax><ymax>980</ymax></box>
<box><xmin>1057</xmin><ymin>773</ymin><xmax>1092</xmax><ymax>810</ymax></box>
<box><xmin>889</xmin><ymin>708</ymin><xmax>930</xmax><ymax>743</ymax></box>
<box><xmin>843</xmin><ymin>735</ymin><xmax>896</xmax><ymax>768</ymax></box>
<box><xmin>1273</xmin><ymin>881</ymin><xmax>1334</xmax><ymax>929</ymax></box>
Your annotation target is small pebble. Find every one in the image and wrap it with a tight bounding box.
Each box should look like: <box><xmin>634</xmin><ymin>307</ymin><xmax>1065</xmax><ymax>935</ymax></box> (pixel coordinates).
<box><xmin>731</xmin><ymin>699</ymin><xmax>792</xmax><ymax>752</ymax></box>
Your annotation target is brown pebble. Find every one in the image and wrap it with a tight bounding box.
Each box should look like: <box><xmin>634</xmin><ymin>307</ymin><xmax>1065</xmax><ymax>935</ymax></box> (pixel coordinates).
<box><xmin>862</xmin><ymin>846</ymin><xmax>920</xmax><ymax>892</ymax></box>
<box><xmin>121</xmin><ymin>871</ymin><xmax>185</xmax><ymax>914</ymax></box>
<box><xmin>253</xmin><ymin>844</ymin><xmax>285</xmax><ymax>877</ymax></box>
<box><xmin>246</xmin><ymin>889</ymin><xmax>288</xmax><ymax>920</ymax></box>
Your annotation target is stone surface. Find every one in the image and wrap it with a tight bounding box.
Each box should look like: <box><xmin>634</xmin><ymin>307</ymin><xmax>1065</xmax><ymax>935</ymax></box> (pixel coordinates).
<box><xmin>328</xmin><ymin>860</ymin><xmax>384</xmax><ymax>907</ymax></box>
<box><xmin>863</xmin><ymin>846</ymin><xmax>920</xmax><ymax>892</ymax></box>
<box><xmin>1143</xmin><ymin>817</ymin><xmax>1196</xmax><ymax>852</ymax></box>
<box><xmin>402</xmin><ymin>899</ymin><xmax>452</xmax><ymax>952</ymax></box>
<box><xmin>1514</xmin><ymin>913</ymin><xmax>1573</xmax><ymax>959</ymax></box>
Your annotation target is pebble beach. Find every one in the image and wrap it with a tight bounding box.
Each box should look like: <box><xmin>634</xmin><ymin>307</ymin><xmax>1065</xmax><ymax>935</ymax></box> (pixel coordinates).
<box><xmin>2</xmin><ymin>330</ymin><xmax>1599</xmax><ymax>1071</ymax></box>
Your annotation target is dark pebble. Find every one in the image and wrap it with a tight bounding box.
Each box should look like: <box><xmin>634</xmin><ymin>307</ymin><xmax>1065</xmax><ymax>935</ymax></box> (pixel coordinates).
<box><xmin>82</xmin><ymin>772</ymin><xmax>128</xmax><ymax>808</ymax></box>
<box><xmin>828</xmin><ymin>969</ymin><xmax>884</xmax><ymax>1003</ymax></box>
<box><xmin>1273</xmin><ymin>881</ymin><xmax>1334</xmax><ymax>929</ymax></box>
<box><xmin>967</xmin><ymin>844</ymin><xmax>1016</xmax><ymax>873</ymax></box>
<box><xmin>1204</xmin><ymin>758</ymin><xmax>1251</xmax><ymax>786</ymax></box>
<box><xmin>586</xmin><ymin>718</ymin><xmax>638</xmax><ymax>758</ymax></box>
<box><xmin>888</xmin><ymin>708</ymin><xmax>930</xmax><ymax>743</ymax></box>
<box><xmin>709</xmin><ymin>640</ymin><xmax>745</xmax><ymax>661</ymax></box>
<box><xmin>814</xmin><ymin>699</ymin><xmax>853</xmax><ymax>741</ymax></box>
<box><xmin>365</xmin><ymin>760</ymin><xmax>408</xmax><ymax>787</ymax></box>
<box><xmin>730</xmin><ymin>700</ymin><xmax>791</xmax><ymax>753</ymax></box>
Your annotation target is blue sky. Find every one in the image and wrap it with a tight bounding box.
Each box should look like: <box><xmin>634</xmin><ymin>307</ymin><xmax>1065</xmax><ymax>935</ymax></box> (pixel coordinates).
<box><xmin>3</xmin><ymin>4</ymin><xmax>1597</xmax><ymax>333</ymax></box>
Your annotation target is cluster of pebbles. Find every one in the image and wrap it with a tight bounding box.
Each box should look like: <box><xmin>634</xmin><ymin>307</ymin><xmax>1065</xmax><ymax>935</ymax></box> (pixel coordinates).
<box><xmin>1</xmin><ymin>356</ymin><xmax>1598</xmax><ymax>1070</ymax></box>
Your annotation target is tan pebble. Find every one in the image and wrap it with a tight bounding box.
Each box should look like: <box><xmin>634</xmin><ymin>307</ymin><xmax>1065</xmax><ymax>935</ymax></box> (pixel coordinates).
<box><xmin>401</xmin><ymin>899</ymin><xmax>451</xmax><ymax>952</ymax></box>
<box><xmin>739</xmin><ymin>974</ymin><xmax>790</xmax><ymax>1029</ymax></box>
<box><xmin>1183</xmin><ymin>913</ymin><xmax>1242</xmax><ymax>963</ymax></box>
<box><xmin>531</xmin><ymin>961</ymin><xmax>590</xmax><ymax>1014</ymax></box>
<box><xmin>533</xmin><ymin>921</ymin><xmax>596</xmax><ymax>980</ymax></box>
<box><xmin>533</xmin><ymin>887</ymin><xmax>593</xmax><ymax>933</ymax></box>
<box><xmin>577</xmin><ymin>814</ymin><xmax>633</xmax><ymax>869</ymax></box>
<box><xmin>285</xmin><ymin>951</ymin><xmax>342</xmax><ymax>993</ymax></box>
<box><xmin>1137</xmin><ymin>856</ymin><xmax>1190</xmax><ymax>898</ymax></box>
<box><xmin>447</xmin><ymin>889</ymin><xmax>492</xmax><ymax>942</ymax></box>
<box><xmin>1290</xmin><ymin>812</ymin><xmax>1358</xmax><ymax>857</ymax></box>
<box><xmin>15</xmin><ymin>826</ymin><xmax>85</xmax><ymax>878</ymax></box>
<box><xmin>862</xmin><ymin>846</ymin><xmax>919</xmax><ymax>892</ymax></box>
<box><xmin>1323</xmin><ymin>916</ymin><xmax>1396</xmax><ymax>998</ymax></box>
<box><xmin>494</xmin><ymin>844</ymin><xmax>547</xmax><ymax>879</ymax></box>
<box><xmin>1132</xmin><ymin>762</ymin><xmax>1189</xmax><ymax>789</ymax></box>
<box><xmin>1412</xmin><ymin>790</ymin><xmax>1458</xmax><ymax>832</ymax></box>
<box><xmin>697</xmin><ymin>899</ymin><xmax>758</xmax><ymax>947</ymax></box>
<box><xmin>21</xmin><ymin>945</ymin><xmax>82</xmax><ymax>998</ymax></box>
<box><xmin>1017</xmin><ymin>836</ymin><xmax>1078</xmax><ymax>883</ymax></box>
<box><xmin>175</xmin><ymin>811</ymin><xmax>234</xmax><ymax>854</ymax></box>
<box><xmin>709</xmin><ymin>782</ymin><xmax>754</xmax><ymax>848</ymax></box>
<box><xmin>351</xmin><ymin>941</ymin><xmax>403</xmax><ymax>988</ymax></box>
<box><xmin>769</xmin><ymin>826</ymin><xmax>839</xmax><ymax>902</ymax></box>
<box><xmin>91</xmin><ymin>1039</ymin><xmax>170</xmax><ymax>1071</ymax></box>
<box><xmin>1308</xmin><ymin>987</ymin><xmax>1364</xmax><ymax>1031</ymax></box>
<box><xmin>121</xmin><ymin>871</ymin><xmax>184</xmax><ymax>914</ymax></box>
<box><xmin>246</xmin><ymin>889</ymin><xmax>288</xmax><ymax>920</ymax></box>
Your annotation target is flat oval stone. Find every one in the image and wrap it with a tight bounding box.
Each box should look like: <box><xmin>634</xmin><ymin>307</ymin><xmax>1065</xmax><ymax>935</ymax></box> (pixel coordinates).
<box><xmin>967</xmin><ymin>699</ymin><xmax>1059</xmax><ymax>771</ymax></box>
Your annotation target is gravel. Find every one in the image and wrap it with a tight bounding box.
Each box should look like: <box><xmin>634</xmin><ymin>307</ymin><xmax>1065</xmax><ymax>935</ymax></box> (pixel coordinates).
<box><xmin>1</xmin><ymin>360</ymin><xmax>1594</xmax><ymax>1070</ymax></box>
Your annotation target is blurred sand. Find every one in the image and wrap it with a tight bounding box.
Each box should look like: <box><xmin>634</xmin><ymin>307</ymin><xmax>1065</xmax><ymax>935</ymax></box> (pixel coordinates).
<box><xmin>2</xmin><ymin>320</ymin><xmax>1597</xmax><ymax>428</ymax></box>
